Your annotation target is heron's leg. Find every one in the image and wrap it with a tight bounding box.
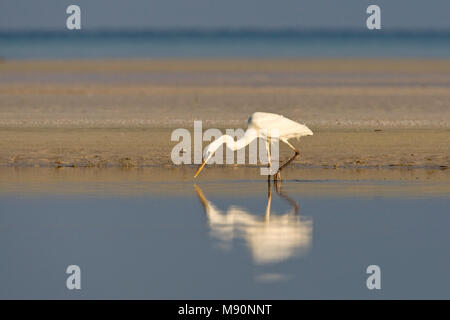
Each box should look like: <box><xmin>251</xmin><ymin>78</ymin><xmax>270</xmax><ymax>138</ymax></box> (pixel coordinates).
<box><xmin>265</xmin><ymin>139</ymin><xmax>272</xmax><ymax>181</ymax></box>
<box><xmin>273</xmin><ymin>140</ymin><xmax>300</xmax><ymax>182</ymax></box>
<box><xmin>283</xmin><ymin>139</ymin><xmax>300</xmax><ymax>155</ymax></box>
<box><xmin>278</xmin><ymin>153</ymin><xmax>299</xmax><ymax>172</ymax></box>
<box><xmin>266</xmin><ymin>139</ymin><xmax>281</xmax><ymax>181</ymax></box>
<box><xmin>265</xmin><ymin>139</ymin><xmax>272</xmax><ymax>167</ymax></box>
<box><xmin>274</xmin><ymin>174</ymin><xmax>282</xmax><ymax>189</ymax></box>
<box><xmin>277</xmin><ymin>140</ymin><xmax>300</xmax><ymax>173</ymax></box>
<box><xmin>275</xmin><ymin>171</ymin><xmax>282</xmax><ymax>182</ymax></box>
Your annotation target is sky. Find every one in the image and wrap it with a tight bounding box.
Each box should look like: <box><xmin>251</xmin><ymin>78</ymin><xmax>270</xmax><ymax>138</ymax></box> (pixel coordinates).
<box><xmin>1</xmin><ymin>0</ymin><xmax>450</xmax><ymax>31</ymax></box>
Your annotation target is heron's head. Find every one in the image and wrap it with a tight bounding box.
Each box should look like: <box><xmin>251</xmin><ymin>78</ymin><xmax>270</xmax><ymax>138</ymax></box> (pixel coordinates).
<box><xmin>194</xmin><ymin>143</ymin><xmax>218</xmax><ymax>178</ymax></box>
<box><xmin>203</xmin><ymin>143</ymin><xmax>217</xmax><ymax>160</ymax></box>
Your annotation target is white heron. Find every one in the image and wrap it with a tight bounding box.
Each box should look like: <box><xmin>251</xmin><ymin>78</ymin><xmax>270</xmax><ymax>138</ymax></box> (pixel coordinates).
<box><xmin>194</xmin><ymin>112</ymin><xmax>313</xmax><ymax>180</ymax></box>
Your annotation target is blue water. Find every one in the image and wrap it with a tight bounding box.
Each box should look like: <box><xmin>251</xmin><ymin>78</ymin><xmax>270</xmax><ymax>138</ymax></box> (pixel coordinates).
<box><xmin>0</xmin><ymin>180</ymin><xmax>449</xmax><ymax>299</ymax></box>
<box><xmin>1</xmin><ymin>29</ymin><xmax>449</xmax><ymax>59</ymax></box>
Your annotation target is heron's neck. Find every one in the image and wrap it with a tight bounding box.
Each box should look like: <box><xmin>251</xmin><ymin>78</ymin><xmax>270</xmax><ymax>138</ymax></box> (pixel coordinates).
<box><xmin>221</xmin><ymin>129</ymin><xmax>257</xmax><ymax>151</ymax></box>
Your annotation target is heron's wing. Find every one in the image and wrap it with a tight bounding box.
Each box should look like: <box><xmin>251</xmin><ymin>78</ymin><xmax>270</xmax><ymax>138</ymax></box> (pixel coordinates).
<box><xmin>248</xmin><ymin>112</ymin><xmax>313</xmax><ymax>139</ymax></box>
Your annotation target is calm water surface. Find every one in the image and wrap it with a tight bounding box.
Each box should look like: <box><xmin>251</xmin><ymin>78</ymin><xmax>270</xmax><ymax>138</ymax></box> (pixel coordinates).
<box><xmin>1</xmin><ymin>30</ymin><xmax>450</xmax><ymax>59</ymax></box>
<box><xmin>0</xmin><ymin>179</ymin><xmax>449</xmax><ymax>299</ymax></box>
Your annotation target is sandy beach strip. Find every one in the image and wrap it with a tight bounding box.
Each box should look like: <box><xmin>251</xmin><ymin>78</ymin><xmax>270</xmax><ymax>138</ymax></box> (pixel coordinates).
<box><xmin>0</xmin><ymin>59</ymin><xmax>449</xmax><ymax>173</ymax></box>
<box><xmin>0</xmin><ymin>127</ymin><xmax>448</xmax><ymax>171</ymax></box>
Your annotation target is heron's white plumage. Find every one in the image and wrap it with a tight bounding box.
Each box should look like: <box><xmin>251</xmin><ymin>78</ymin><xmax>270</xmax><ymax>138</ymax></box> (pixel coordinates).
<box><xmin>248</xmin><ymin>112</ymin><xmax>313</xmax><ymax>140</ymax></box>
<box><xmin>194</xmin><ymin>112</ymin><xmax>313</xmax><ymax>178</ymax></box>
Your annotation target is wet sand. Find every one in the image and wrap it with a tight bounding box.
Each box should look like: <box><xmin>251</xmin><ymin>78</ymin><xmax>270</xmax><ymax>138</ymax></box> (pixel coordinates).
<box><xmin>0</xmin><ymin>127</ymin><xmax>448</xmax><ymax>171</ymax></box>
<box><xmin>0</xmin><ymin>59</ymin><xmax>449</xmax><ymax>174</ymax></box>
<box><xmin>1</xmin><ymin>168</ymin><xmax>449</xmax><ymax>197</ymax></box>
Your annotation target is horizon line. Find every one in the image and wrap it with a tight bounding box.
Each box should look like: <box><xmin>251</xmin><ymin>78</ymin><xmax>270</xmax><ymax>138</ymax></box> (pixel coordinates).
<box><xmin>1</xmin><ymin>26</ymin><xmax>450</xmax><ymax>34</ymax></box>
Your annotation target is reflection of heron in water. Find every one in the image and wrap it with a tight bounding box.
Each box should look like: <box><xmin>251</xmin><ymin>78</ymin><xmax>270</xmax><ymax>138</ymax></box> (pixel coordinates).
<box><xmin>194</xmin><ymin>182</ymin><xmax>312</xmax><ymax>265</ymax></box>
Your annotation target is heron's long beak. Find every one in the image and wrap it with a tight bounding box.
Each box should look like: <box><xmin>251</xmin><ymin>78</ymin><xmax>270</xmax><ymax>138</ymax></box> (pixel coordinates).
<box><xmin>194</xmin><ymin>159</ymin><xmax>208</xmax><ymax>178</ymax></box>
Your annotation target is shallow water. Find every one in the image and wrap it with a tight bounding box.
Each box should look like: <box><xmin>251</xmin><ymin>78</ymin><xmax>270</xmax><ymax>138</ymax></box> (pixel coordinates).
<box><xmin>0</xmin><ymin>176</ymin><xmax>449</xmax><ymax>299</ymax></box>
<box><xmin>2</xmin><ymin>30</ymin><xmax>450</xmax><ymax>59</ymax></box>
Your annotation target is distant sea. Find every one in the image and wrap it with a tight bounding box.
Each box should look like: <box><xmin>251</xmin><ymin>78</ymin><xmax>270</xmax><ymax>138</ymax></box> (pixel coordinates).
<box><xmin>0</xmin><ymin>29</ymin><xmax>449</xmax><ymax>59</ymax></box>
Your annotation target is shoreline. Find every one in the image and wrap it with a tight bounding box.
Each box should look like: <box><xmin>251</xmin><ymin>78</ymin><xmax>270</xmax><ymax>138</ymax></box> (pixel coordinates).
<box><xmin>1</xmin><ymin>58</ymin><xmax>449</xmax><ymax>173</ymax></box>
<box><xmin>0</xmin><ymin>127</ymin><xmax>448</xmax><ymax>170</ymax></box>
<box><xmin>1</xmin><ymin>167</ymin><xmax>449</xmax><ymax>196</ymax></box>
